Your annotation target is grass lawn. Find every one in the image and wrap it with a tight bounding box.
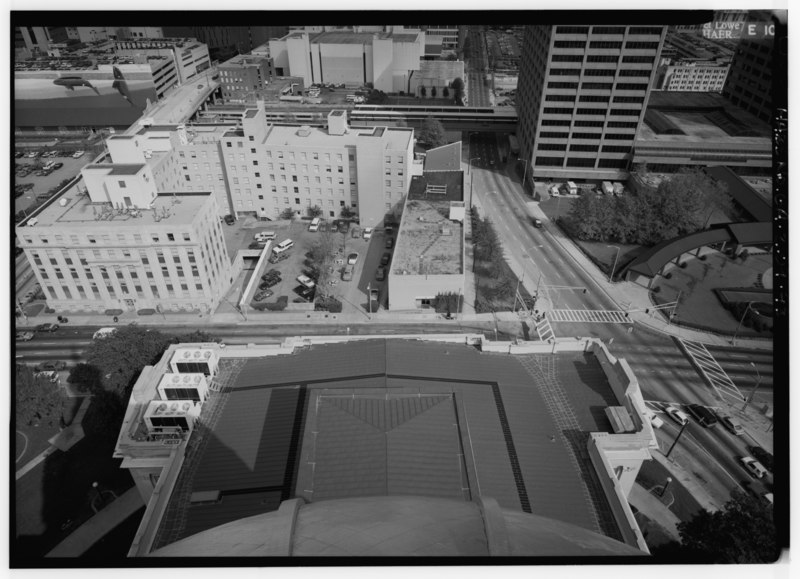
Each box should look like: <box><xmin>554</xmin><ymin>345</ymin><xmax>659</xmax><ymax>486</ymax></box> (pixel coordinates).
<box><xmin>636</xmin><ymin>458</ymin><xmax>704</xmax><ymax>522</ymax></box>
<box><xmin>16</xmin><ymin>392</ymin><xmax>84</xmax><ymax>465</ymax></box>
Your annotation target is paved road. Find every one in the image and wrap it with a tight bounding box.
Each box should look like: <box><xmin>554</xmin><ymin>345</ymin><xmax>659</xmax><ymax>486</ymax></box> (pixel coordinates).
<box><xmin>465</xmin><ymin>133</ymin><xmax>774</xmax><ymax>507</ymax></box>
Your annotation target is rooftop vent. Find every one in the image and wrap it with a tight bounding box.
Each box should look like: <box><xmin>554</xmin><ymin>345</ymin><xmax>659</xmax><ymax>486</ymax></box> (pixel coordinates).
<box><xmin>296</xmin><ymin>126</ymin><xmax>312</xmax><ymax>137</ymax></box>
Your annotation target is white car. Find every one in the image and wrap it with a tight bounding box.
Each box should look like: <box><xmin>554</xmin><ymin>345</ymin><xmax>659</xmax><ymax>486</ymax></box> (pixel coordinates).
<box><xmin>363</xmin><ymin>227</ymin><xmax>374</xmax><ymax>240</ymax></box>
<box><xmin>740</xmin><ymin>456</ymin><xmax>767</xmax><ymax>479</ymax></box>
<box><xmin>664</xmin><ymin>405</ymin><xmax>689</xmax><ymax>426</ymax></box>
<box><xmin>347</xmin><ymin>252</ymin><xmax>359</xmax><ymax>265</ymax></box>
<box><xmin>73</xmin><ymin>150</ymin><xmax>85</xmax><ymax>158</ymax></box>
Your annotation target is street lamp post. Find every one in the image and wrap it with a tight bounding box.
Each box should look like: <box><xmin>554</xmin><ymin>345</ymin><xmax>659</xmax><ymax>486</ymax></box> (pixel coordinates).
<box><xmin>521</xmin><ymin>158</ymin><xmax>529</xmax><ymax>191</ymax></box>
<box><xmin>468</xmin><ymin>157</ymin><xmax>480</xmax><ymax>209</ymax></box>
<box><xmin>732</xmin><ymin>301</ymin><xmax>755</xmax><ymax>347</ymax></box>
<box><xmin>607</xmin><ymin>245</ymin><xmax>621</xmax><ymax>283</ymax></box>
<box><xmin>659</xmin><ymin>477</ymin><xmax>673</xmax><ymax>498</ymax></box>
<box><xmin>665</xmin><ymin>421</ymin><xmax>688</xmax><ymax>459</ymax></box>
<box><xmin>741</xmin><ymin>362</ymin><xmax>763</xmax><ymax>411</ymax></box>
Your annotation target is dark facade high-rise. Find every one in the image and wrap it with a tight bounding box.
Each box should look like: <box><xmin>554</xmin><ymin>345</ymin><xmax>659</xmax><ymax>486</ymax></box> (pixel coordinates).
<box><xmin>516</xmin><ymin>25</ymin><xmax>666</xmax><ymax>181</ymax></box>
<box><xmin>722</xmin><ymin>35</ymin><xmax>774</xmax><ymax>123</ymax></box>
<box><xmin>182</xmin><ymin>26</ymin><xmax>289</xmax><ymax>61</ymax></box>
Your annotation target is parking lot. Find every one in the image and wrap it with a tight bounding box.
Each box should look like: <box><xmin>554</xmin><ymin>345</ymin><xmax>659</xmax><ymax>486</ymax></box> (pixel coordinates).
<box><xmin>219</xmin><ymin>217</ymin><xmax>395</xmax><ymax>316</ymax></box>
<box><xmin>14</xmin><ymin>151</ymin><xmax>94</xmax><ymax>215</ymax></box>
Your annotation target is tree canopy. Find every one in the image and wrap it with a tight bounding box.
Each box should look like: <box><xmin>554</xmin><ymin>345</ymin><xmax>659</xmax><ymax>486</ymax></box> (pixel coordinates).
<box><xmin>307</xmin><ymin>205</ymin><xmax>323</xmax><ymax>218</ymax></box>
<box><xmin>280</xmin><ymin>208</ymin><xmax>296</xmax><ymax>220</ymax></box>
<box><xmin>67</xmin><ymin>363</ymin><xmax>104</xmax><ymax>394</ymax></box>
<box><xmin>418</xmin><ymin>117</ymin><xmax>447</xmax><ymax>149</ymax></box>
<box><xmin>451</xmin><ymin>77</ymin><xmax>465</xmax><ymax>102</ymax></box>
<box><xmin>16</xmin><ymin>364</ymin><xmax>65</xmax><ymax>427</ymax></box>
<box><xmin>84</xmin><ymin>325</ymin><xmax>173</xmax><ymax>399</ymax></box>
<box><xmin>565</xmin><ymin>168</ymin><xmax>732</xmax><ymax>246</ymax></box>
<box><xmin>654</xmin><ymin>490</ymin><xmax>778</xmax><ymax>563</ymax></box>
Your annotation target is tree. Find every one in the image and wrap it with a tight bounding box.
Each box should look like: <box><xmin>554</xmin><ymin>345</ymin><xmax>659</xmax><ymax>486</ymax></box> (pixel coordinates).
<box><xmin>16</xmin><ymin>364</ymin><xmax>65</xmax><ymax>427</ymax></box>
<box><xmin>420</xmin><ymin>86</ymin><xmax>427</xmax><ymax>97</ymax></box>
<box><xmin>171</xmin><ymin>330</ymin><xmax>218</xmax><ymax>344</ymax></box>
<box><xmin>67</xmin><ymin>363</ymin><xmax>104</xmax><ymax>394</ymax></box>
<box><xmin>418</xmin><ymin>117</ymin><xmax>447</xmax><ymax>148</ymax></box>
<box><xmin>84</xmin><ymin>325</ymin><xmax>173</xmax><ymax>399</ymax></box>
<box><xmin>366</xmin><ymin>89</ymin><xmax>388</xmax><ymax>105</ymax></box>
<box><xmin>653</xmin><ymin>490</ymin><xmax>778</xmax><ymax>563</ymax></box>
<box><xmin>451</xmin><ymin>77</ymin><xmax>465</xmax><ymax>102</ymax></box>
<box><xmin>307</xmin><ymin>205</ymin><xmax>323</xmax><ymax>218</ymax></box>
<box><xmin>280</xmin><ymin>208</ymin><xmax>295</xmax><ymax>220</ymax></box>
<box><xmin>340</xmin><ymin>206</ymin><xmax>356</xmax><ymax>219</ymax></box>
<box><xmin>443</xmin><ymin>86</ymin><xmax>449</xmax><ymax>97</ymax></box>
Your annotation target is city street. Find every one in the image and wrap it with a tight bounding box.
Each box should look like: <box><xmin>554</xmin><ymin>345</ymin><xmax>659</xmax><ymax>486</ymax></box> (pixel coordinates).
<box><xmin>464</xmin><ymin>131</ymin><xmax>774</xmax><ymax>508</ymax></box>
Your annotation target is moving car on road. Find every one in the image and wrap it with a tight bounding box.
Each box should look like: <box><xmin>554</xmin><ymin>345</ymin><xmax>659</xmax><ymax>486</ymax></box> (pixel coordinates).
<box><xmin>664</xmin><ymin>405</ymin><xmax>689</xmax><ymax>426</ymax></box>
<box><xmin>35</xmin><ymin>323</ymin><xmax>59</xmax><ymax>333</ymax></box>
<box><xmin>717</xmin><ymin>413</ymin><xmax>744</xmax><ymax>436</ymax></box>
<box><xmin>740</xmin><ymin>456</ymin><xmax>768</xmax><ymax>479</ymax></box>
<box><xmin>36</xmin><ymin>361</ymin><xmax>67</xmax><ymax>372</ymax></box>
<box><xmin>16</xmin><ymin>331</ymin><xmax>34</xmax><ymax>341</ymax></box>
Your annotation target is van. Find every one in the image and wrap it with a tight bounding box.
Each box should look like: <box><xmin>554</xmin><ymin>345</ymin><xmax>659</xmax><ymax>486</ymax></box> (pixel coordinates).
<box><xmin>254</xmin><ymin>231</ymin><xmax>276</xmax><ymax>242</ymax></box>
<box><xmin>272</xmin><ymin>239</ymin><xmax>294</xmax><ymax>255</ymax></box>
<box><xmin>93</xmin><ymin>327</ymin><xmax>117</xmax><ymax>340</ymax></box>
<box><xmin>308</xmin><ymin>217</ymin><xmax>321</xmax><ymax>232</ymax></box>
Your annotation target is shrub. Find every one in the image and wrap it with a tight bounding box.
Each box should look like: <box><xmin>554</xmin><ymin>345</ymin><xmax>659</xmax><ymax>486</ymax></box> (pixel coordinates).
<box><xmin>256</xmin><ymin>296</ymin><xmax>288</xmax><ymax>311</ymax></box>
<box><xmin>664</xmin><ymin>272</ymin><xmax>672</xmax><ymax>279</ymax></box>
<box><xmin>652</xmin><ymin>286</ymin><xmax>661</xmax><ymax>294</ymax></box>
<box><xmin>433</xmin><ymin>292</ymin><xmax>462</xmax><ymax>314</ymax></box>
<box><xmin>679</xmin><ymin>262</ymin><xmax>687</xmax><ymax>268</ymax></box>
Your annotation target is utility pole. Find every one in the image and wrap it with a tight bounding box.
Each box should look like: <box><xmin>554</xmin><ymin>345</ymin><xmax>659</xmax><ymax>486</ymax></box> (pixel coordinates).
<box><xmin>607</xmin><ymin>245</ymin><xmax>621</xmax><ymax>283</ymax></box>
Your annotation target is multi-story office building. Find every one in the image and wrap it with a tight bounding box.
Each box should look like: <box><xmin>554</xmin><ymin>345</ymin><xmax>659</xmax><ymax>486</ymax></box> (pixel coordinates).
<box><xmin>184</xmin><ymin>26</ymin><xmax>289</xmax><ymax>61</ymax></box>
<box><xmin>107</xmin><ymin>108</ymin><xmax>413</xmax><ymax>226</ymax></box>
<box><xmin>217</xmin><ymin>54</ymin><xmax>275</xmax><ymax>102</ymax></box>
<box><xmin>516</xmin><ymin>25</ymin><xmax>666</xmax><ymax>181</ymax></box>
<box><xmin>114</xmin><ymin>38</ymin><xmax>211</xmax><ymax>84</ymax></box>
<box><xmin>655</xmin><ymin>59</ymin><xmax>730</xmax><ymax>92</ymax></box>
<box><xmin>220</xmin><ymin>109</ymin><xmax>413</xmax><ymax>225</ymax></box>
<box><xmin>722</xmin><ymin>35</ymin><xmax>774</xmax><ymax>123</ymax></box>
<box><xmin>269</xmin><ymin>29</ymin><xmax>425</xmax><ymax>93</ymax></box>
<box><xmin>15</xmin><ymin>144</ymin><xmax>233</xmax><ymax>315</ymax></box>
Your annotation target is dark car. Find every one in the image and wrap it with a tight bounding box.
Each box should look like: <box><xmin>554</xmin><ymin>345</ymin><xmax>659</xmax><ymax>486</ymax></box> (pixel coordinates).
<box><xmin>268</xmin><ymin>252</ymin><xmax>290</xmax><ymax>264</ymax></box>
<box><xmin>224</xmin><ymin>214</ymin><xmax>236</xmax><ymax>225</ymax></box>
<box><xmin>532</xmin><ymin>218</ymin><xmax>543</xmax><ymax>228</ymax></box>
<box><xmin>36</xmin><ymin>361</ymin><xmax>67</xmax><ymax>372</ymax></box>
<box><xmin>750</xmin><ymin>446</ymin><xmax>774</xmax><ymax>472</ymax></box>
<box><xmin>15</xmin><ymin>151</ymin><xmax>24</xmax><ymax>158</ymax></box>
<box><xmin>375</xmin><ymin>267</ymin><xmax>386</xmax><ymax>281</ymax></box>
<box><xmin>254</xmin><ymin>289</ymin><xmax>273</xmax><ymax>301</ymax></box>
<box><xmin>52</xmin><ymin>162</ymin><xmax>63</xmax><ymax>170</ymax></box>
<box><xmin>380</xmin><ymin>252</ymin><xmax>391</xmax><ymax>266</ymax></box>
<box><xmin>338</xmin><ymin>221</ymin><xmax>350</xmax><ymax>234</ymax></box>
<box><xmin>249</xmin><ymin>241</ymin><xmax>267</xmax><ymax>250</ymax></box>
<box><xmin>35</xmin><ymin>323</ymin><xmax>59</xmax><ymax>333</ymax></box>
<box><xmin>293</xmin><ymin>285</ymin><xmax>315</xmax><ymax>301</ymax></box>
<box><xmin>686</xmin><ymin>403</ymin><xmax>718</xmax><ymax>428</ymax></box>
<box><xmin>385</xmin><ymin>237</ymin><xmax>394</xmax><ymax>249</ymax></box>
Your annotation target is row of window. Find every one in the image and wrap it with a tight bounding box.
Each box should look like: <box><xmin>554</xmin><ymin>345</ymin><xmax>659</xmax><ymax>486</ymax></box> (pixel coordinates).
<box><xmin>546</xmin><ymin>81</ymin><xmax>649</xmax><ymax>91</ymax></box>
<box><xmin>553</xmin><ymin>40</ymin><xmax>660</xmax><ymax>50</ymax></box>
<box><xmin>555</xmin><ymin>26</ymin><xmax>662</xmax><ymax>35</ymax></box>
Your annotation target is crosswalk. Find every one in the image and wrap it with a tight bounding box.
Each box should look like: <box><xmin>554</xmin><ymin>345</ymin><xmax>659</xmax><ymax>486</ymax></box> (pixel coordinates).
<box><xmin>547</xmin><ymin>309</ymin><xmax>632</xmax><ymax>324</ymax></box>
<box><xmin>676</xmin><ymin>338</ymin><xmax>744</xmax><ymax>401</ymax></box>
<box><xmin>535</xmin><ymin>316</ymin><xmax>555</xmax><ymax>342</ymax></box>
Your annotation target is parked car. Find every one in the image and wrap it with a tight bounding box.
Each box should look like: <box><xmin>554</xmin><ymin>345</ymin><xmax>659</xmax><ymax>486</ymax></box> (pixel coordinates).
<box><xmin>686</xmin><ymin>403</ymin><xmax>718</xmax><ymax>428</ymax></box>
<box><xmin>380</xmin><ymin>252</ymin><xmax>391</xmax><ymax>266</ymax></box>
<box><xmin>223</xmin><ymin>214</ymin><xmax>235</xmax><ymax>225</ymax></box>
<box><xmin>375</xmin><ymin>267</ymin><xmax>386</xmax><ymax>281</ymax></box>
<box><xmin>36</xmin><ymin>361</ymin><xmax>67</xmax><ymax>372</ymax></box>
<box><xmin>363</xmin><ymin>227</ymin><xmax>374</xmax><ymax>240</ymax></box>
<box><xmin>664</xmin><ymin>405</ymin><xmax>689</xmax><ymax>426</ymax></box>
<box><xmin>268</xmin><ymin>252</ymin><xmax>290</xmax><ymax>264</ymax></box>
<box><xmin>254</xmin><ymin>289</ymin><xmax>273</xmax><ymax>301</ymax></box>
<box><xmin>35</xmin><ymin>323</ymin><xmax>59</xmax><ymax>332</ymax></box>
<box><xmin>72</xmin><ymin>150</ymin><xmax>85</xmax><ymax>158</ymax></box>
<box><xmin>347</xmin><ymin>252</ymin><xmax>359</xmax><ymax>265</ymax></box>
<box><xmin>16</xmin><ymin>331</ymin><xmax>34</xmax><ymax>341</ymax></box>
<box><xmin>750</xmin><ymin>446</ymin><xmax>774</xmax><ymax>472</ymax></box>
<box><xmin>717</xmin><ymin>413</ymin><xmax>744</xmax><ymax>436</ymax></box>
<box><xmin>52</xmin><ymin>162</ymin><xmax>63</xmax><ymax>170</ymax></box>
<box><xmin>385</xmin><ymin>237</ymin><xmax>394</xmax><ymax>249</ymax></box>
<box><xmin>740</xmin><ymin>456</ymin><xmax>768</xmax><ymax>479</ymax></box>
<box><xmin>338</xmin><ymin>221</ymin><xmax>350</xmax><ymax>234</ymax></box>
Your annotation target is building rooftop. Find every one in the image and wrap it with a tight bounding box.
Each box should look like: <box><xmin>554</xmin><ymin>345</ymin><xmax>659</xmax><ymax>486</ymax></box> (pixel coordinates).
<box><xmin>263</xmin><ymin>123</ymin><xmax>413</xmax><ymax>150</ymax></box>
<box><xmin>147</xmin><ymin>340</ymin><xmax>630</xmax><ymax>553</ymax></box>
<box><xmin>392</xmin><ymin>171</ymin><xmax>464</xmax><ymax>276</ymax></box>
<box><xmin>23</xmin><ymin>190</ymin><xmax>210</xmax><ymax>229</ymax></box>
<box><xmin>219</xmin><ymin>54</ymin><xmax>270</xmax><ymax>68</ymax></box>
<box><xmin>308</xmin><ymin>30</ymin><xmax>421</xmax><ymax>45</ymax></box>
<box><xmin>638</xmin><ymin>91</ymin><xmax>771</xmax><ymax>144</ymax></box>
